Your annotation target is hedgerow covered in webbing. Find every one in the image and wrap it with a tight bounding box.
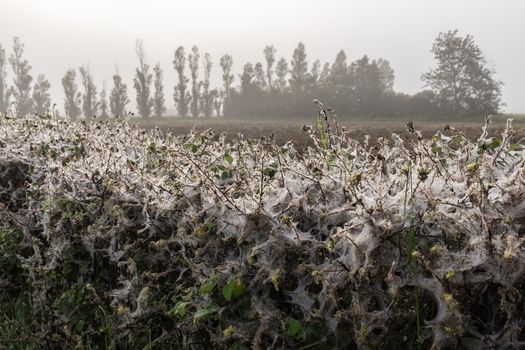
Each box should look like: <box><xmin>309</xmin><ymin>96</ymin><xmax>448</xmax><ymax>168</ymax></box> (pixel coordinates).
<box><xmin>1</xmin><ymin>103</ymin><xmax>525</xmax><ymax>349</ymax></box>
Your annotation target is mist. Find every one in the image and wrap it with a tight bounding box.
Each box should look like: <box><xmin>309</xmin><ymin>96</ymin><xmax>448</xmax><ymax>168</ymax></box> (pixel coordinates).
<box><xmin>1</xmin><ymin>0</ymin><xmax>524</xmax><ymax>114</ymax></box>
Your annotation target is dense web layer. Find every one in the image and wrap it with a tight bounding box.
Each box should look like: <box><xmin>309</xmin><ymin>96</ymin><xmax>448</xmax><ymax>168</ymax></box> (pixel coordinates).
<box><xmin>0</xmin><ymin>109</ymin><xmax>524</xmax><ymax>349</ymax></box>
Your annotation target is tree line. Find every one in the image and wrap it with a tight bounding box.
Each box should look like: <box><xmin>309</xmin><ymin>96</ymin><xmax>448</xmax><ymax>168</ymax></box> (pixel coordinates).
<box><xmin>0</xmin><ymin>30</ymin><xmax>503</xmax><ymax>120</ymax></box>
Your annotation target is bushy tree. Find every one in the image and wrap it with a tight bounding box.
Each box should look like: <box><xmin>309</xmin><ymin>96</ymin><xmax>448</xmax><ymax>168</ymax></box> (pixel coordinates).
<box><xmin>240</xmin><ymin>63</ymin><xmax>256</xmax><ymax>94</ymax></box>
<box><xmin>9</xmin><ymin>37</ymin><xmax>33</xmax><ymax>117</ymax></box>
<box><xmin>134</xmin><ymin>39</ymin><xmax>153</xmax><ymax>118</ymax></box>
<box><xmin>422</xmin><ymin>30</ymin><xmax>502</xmax><ymax>116</ymax></box>
<box><xmin>0</xmin><ymin>44</ymin><xmax>9</xmax><ymax>115</ymax></box>
<box><xmin>189</xmin><ymin>46</ymin><xmax>200</xmax><ymax>117</ymax></box>
<box><xmin>110</xmin><ymin>73</ymin><xmax>129</xmax><ymax>117</ymax></box>
<box><xmin>173</xmin><ymin>46</ymin><xmax>190</xmax><ymax>117</ymax></box>
<box><xmin>374</xmin><ymin>58</ymin><xmax>395</xmax><ymax>92</ymax></box>
<box><xmin>62</xmin><ymin>69</ymin><xmax>81</xmax><ymax>120</ymax></box>
<box><xmin>274</xmin><ymin>57</ymin><xmax>288</xmax><ymax>92</ymax></box>
<box><xmin>220</xmin><ymin>54</ymin><xmax>234</xmax><ymax>109</ymax></box>
<box><xmin>254</xmin><ymin>62</ymin><xmax>267</xmax><ymax>90</ymax></box>
<box><xmin>263</xmin><ymin>45</ymin><xmax>276</xmax><ymax>89</ymax></box>
<box><xmin>201</xmin><ymin>53</ymin><xmax>213</xmax><ymax>118</ymax></box>
<box><xmin>153</xmin><ymin>63</ymin><xmax>166</xmax><ymax>118</ymax></box>
<box><xmin>79</xmin><ymin>66</ymin><xmax>98</xmax><ymax>118</ymax></box>
<box><xmin>32</xmin><ymin>74</ymin><xmax>51</xmax><ymax>115</ymax></box>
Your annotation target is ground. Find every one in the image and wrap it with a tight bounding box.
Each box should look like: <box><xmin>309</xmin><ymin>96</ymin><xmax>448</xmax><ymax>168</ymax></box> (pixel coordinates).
<box><xmin>134</xmin><ymin>115</ymin><xmax>525</xmax><ymax>149</ymax></box>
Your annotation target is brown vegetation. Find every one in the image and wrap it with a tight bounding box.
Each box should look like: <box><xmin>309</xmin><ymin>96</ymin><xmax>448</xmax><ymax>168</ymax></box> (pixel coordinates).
<box><xmin>137</xmin><ymin>116</ymin><xmax>525</xmax><ymax>150</ymax></box>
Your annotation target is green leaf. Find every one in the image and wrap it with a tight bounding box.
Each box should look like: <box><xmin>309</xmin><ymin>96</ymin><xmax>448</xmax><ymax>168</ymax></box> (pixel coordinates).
<box><xmin>222</xmin><ymin>278</ymin><xmax>246</xmax><ymax>302</ymax></box>
<box><xmin>489</xmin><ymin>136</ymin><xmax>502</xmax><ymax>150</ymax></box>
<box><xmin>184</xmin><ymin>143</ymin><xmax>200</xmax><ymax>153</ymax></box>
<box><xmin>263</xmin><ymin>166</ymin><xmax>277</xmax><ymax>178</ymax></box>
<box><xmin>200</xmin><ymin>279</ymin><xmax>216</xmax><ymax>295</ymax></box>
<box><xmin>223</xmin><ymin>284</ymin><xmax>233</xmax><ymax>301</ymax></box>
<box><xmin>286</xmin><ymin>318</ymin><xmax>304</xmax><ymax>339</ymax></box>
<box><xmin>148</xmin><ymin>142</ymin><xmax>156</xmax><ymax>153</ymax></box>
<box><xmin>224</xmin><ymin>154</ymin><xmax>233</xmax><ymax>164</ymax></box>
<box><xmin>168</xmin><ymin>301</ymin><xmax>189</xmax><ymax>318</ymax></box>
<box><xmin>451</xmin><ymin>135</ymin><xmax>462</xmax><ymax>145</ymax></box>
<box><xmin>431</xmin><ymin>146</ymin><xmax>442</xmax><ymax>154</ymax></box>
<box><xmin>193</xmin><ymin>301</ymin><xmax>219</xmax><ymax>322</ymax></box>
<box><xmin>221</xmin><ymin>171</ymin><xmax>231</xmax><ymax>181</ymax></box>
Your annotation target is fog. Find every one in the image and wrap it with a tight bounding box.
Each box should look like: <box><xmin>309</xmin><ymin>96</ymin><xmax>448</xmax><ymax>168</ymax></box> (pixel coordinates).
<box><xmin>1</xmin><ymin>0</ymin><xmax>524</xmax><ymax>113</ymax></box>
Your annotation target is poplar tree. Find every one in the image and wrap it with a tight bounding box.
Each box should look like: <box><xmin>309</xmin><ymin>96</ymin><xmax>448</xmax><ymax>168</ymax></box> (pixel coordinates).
<box><xmin>0</xmin><ymin>44</ymin><xmax>9</xmax><ymax>114</ymax></box>
<box><xmin>189</xmin><ymin>45</ymin><xmax>200</xmax><ymax>117</ymax></box>
<box><xmin>9</xmin><ymin>37</ymin><xmax>33</xmax><ymax>117</ymax></box>
<box><xmin>201</xmin><ymin>53</ymin><xmax>213</xmax><ymax>118</ymax></box>
<box><xmin>134</xmin><ymin>39</ymin><xmax>153</xmax><ymax>118</ymax></box>
<box><xmin>32</xmin><ymin>74</ymin><xmax>51</xmax><ymax>115</ymax></box>
<box><xmin>173</xmin><ymin>46</ymin><xmax>190</xmax><ymax>117</ymax></box>
<box><xmin>289</xmin><ymin>42</ymin><xmax>308</xmax><ymax>93</ymax></box>
<box><xmin>220</xmin><ymin>54</ymin><xmax>234</xmax><ymax>108</ymax></box>
<box><xmin>263</xmin><ymin>45</ymin><xmax>276</xmax><ymax>89</ymax></box>
<box><xmin>109</xmin><ymin>72</ymin><xmax>129</xmax><ymax>117</ymax></box>
<box><xmin>79</xmin><ymin>65</ymin><xmax>98</xmax><ymax>118</ymax></box>
<box><xmin>99</xmin><ymin>86</ymin><xmax>109</xmax><ymax>118</ymax></box>
<box><xmin>62</xmin><ymin>69</ymin><xmax>81</xmax><ymax>120</ymax></box>
<box><xmin>153</xmin><ymin>62</ymin><xmax>166</xmax><ymax>118</ymax></box>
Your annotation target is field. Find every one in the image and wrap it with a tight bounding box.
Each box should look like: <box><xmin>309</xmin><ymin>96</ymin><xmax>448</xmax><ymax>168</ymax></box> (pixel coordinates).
<box><xmin>135</xmin><ymin>115</ymin><xmax>525</xmax><ymax>150</ymax></box>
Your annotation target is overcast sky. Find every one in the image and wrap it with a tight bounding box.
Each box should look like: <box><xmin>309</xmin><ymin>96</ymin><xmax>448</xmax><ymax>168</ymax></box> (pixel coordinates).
<box><xmin>1</xmin><ymin>0</ymin><xmax>524</xmax><ymax>113</ymax></box>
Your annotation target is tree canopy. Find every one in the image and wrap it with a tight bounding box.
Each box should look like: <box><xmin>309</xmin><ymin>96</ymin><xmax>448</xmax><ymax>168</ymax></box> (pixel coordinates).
<box><xmin>422</xmin><ymin>30</ymin><xmax>502</xmax><ymax>117</ymax></box>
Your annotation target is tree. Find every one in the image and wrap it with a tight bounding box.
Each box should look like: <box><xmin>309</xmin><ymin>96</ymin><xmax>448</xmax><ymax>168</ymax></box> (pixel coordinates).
<box><xmin>79</xmin><ymin>65</ymin><xmax>98</xmax><ymax>118</ymax></box>
<box><xmin>309</xmin><ymin>59</ymin><xmax>321</xmax><ymax>88</ymax></box>
<box><xmin>289</xmin><ymin>42</ymin><xmax>308</xmax><ymax>93</ymax></box>
<box><xmin>319</xmin><ymin>62</ymin><xmax>330</xmax><ymax>87</ymax></box>
<box><xmin>99</xmin><ymin>86</ymin><xmax>109</xmax><ymax>118</ymax></box>
<box><xmin>110</xmin><ymin>72</ymin><xmax>129</xmax><ymax>117</ymax></box>
<box><xmin>201</xmin><ymin>53</ymin><xmax>213</xmax><ymax>118</ymax></box>
<box><xmin>134</xmin><ymin>39</ymin><xmax>153</xmax><ymax>118</ymax></box>
<box><xmin>263</xmin><ymin>45</ymin><xmax>276</xmax><ymax>89</ymax></box>
<box><xmin>422</xmin><ymin>30</ymin><xmax>502</xmax><ymax>116</ymax></box>
<box><xmin>32</xmin><ymin>74</ymin><xmax>51</xmax><ymax>115</ymax></box>
<box><xmin>9</xmin><ymin>37</ymin><xmax>33</xmax><ymax>117</ymax></box>
<box><xmin>328</xmin><ymin>50</ymin><xmax>348</xmax><ymax>94</ymax></box>
<box><xmin>189</xmin><ymin>45</ymin><xmax>200</xmax><ymax>117</ymax></box>
<box><xmin>374</xmin><ymin>58</ymin><xmax>395</xmax><ymax>92</ymax></box>
<box><xmin>254</xmin><ymin>62</ymin><xmax>267</xmax><ymax>90</ymax></box>
<box><xmin>62</xmin><ymin>69</ymin><xmax>81</xmax><ymax>120</ymax></box>
<box><xmin>0</xmin><ymin>44</ymin><xmax>9</xmax><ymax>115</ymax></box>
<box><xmin>348</xmin><ymin>56</ymin><xmax>383</xmax><ymax>115</ymax></box>
<box><xmin>211</xmin><ymin>88</ymin><xmax>222</xmax><ymax>117</ymax></box>
<box><xmin>173</xmin><ymin>46</ymin><xmax>190</xmax><ymax>117</ymax></box>
<box><xmin>220</xmin><ymin>54</ymin><xmax>234</xmax><ymax>108</ymax></box>
<box><xmin>153</xmin><ymin>63</ymin><xmax>166</xmax><ymax>118</ymax></box>
<box><xmin>274</xmin><ymin>57</ymin><xmax>288</xmax><ymax>92</ymax></box>
<box><xmin>240</xmin><ymin>63</ymin><xmax>256</xmax><ymax>94</ymax></box>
